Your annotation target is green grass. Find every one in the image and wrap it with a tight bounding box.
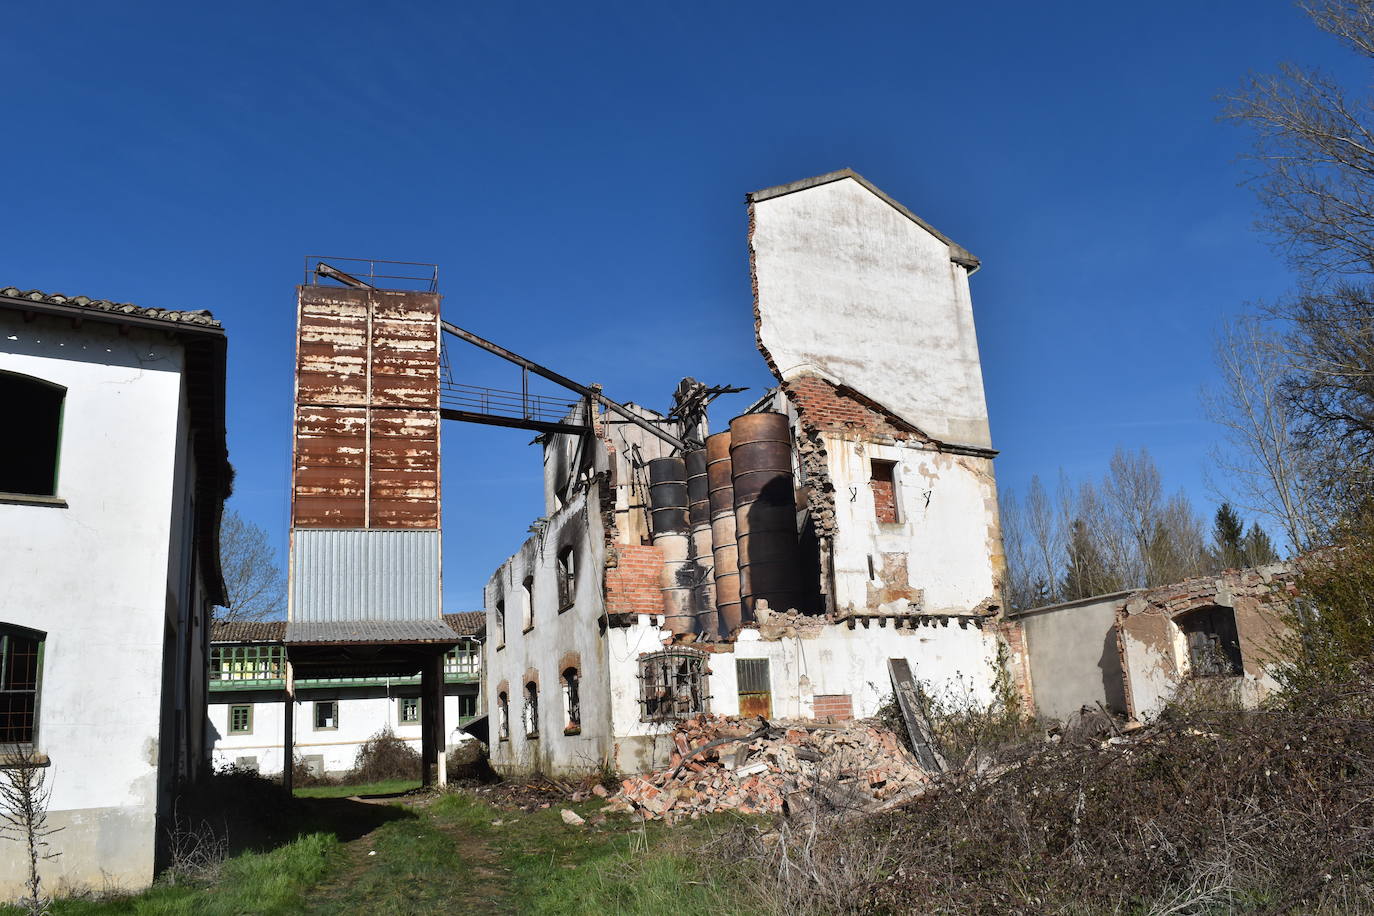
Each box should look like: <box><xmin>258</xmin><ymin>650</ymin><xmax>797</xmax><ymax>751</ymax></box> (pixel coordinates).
<box><xmin>292</xmin><ymin>778</ymin><xmax>420</xmax><ymax>799</ymax></box>
<box><xmin>7</xmin><ymin>791</ymin><xmax>760</xmax><ymax>916</ymax></box>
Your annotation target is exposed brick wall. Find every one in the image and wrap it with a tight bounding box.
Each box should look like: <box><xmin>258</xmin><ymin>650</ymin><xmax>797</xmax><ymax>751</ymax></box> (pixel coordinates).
<box><xmin>990</xmin><ymin>618</ymin><xmax>1036</xmax><ymax>717</ymax></box>
<box><xmin>605</xmin><ymin>544</ymin><xmax>666</xmax><ymax>617</ymax></box>
<box><xmin>782</xmin><ymin>374</ymin><xmax>930</xmax><ymax>445</ymax></box>
<box><xmin>870</xmin><ymin>461</ymin><xmax>897</xmax><ymax>523</ymax></box>
<box><xmin>813</xmin><ymin>694</ymin><xmax>854</xmax><ymax>721</ymax></box>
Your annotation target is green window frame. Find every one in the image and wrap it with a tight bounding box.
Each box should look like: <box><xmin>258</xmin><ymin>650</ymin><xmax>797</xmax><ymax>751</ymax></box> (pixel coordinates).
<box><xmin>457</xmin><ymin>694</ymin><xmax>477</xmax><ymax>723</ymax></box>
<box><xmin>314</xmin><ymin>700</ymin><xmax>339</xmax><ymax>731</ymax></box>
<box><xmin>0</xmin><ymin>625</ymin><xmax>44</xmax><ymax>749</ymax></box>
<box><xmin>444</xmin><ymin>639</ymin><xmax>480</xmax><ymax>678</ymax></box>
<box><xmin>228</xmin><ymin>704</ymin><xmax>253</xmax><ymax>735</ymax></box>
<box><xmin>210</xmin><ymin>644</ymin><xmax>286</xmax><ymax>685</ymax></box>
<box><xmin>399</xmin><ymin>697</ymin><xmax>420</xmax><ymax>724</ymax></box>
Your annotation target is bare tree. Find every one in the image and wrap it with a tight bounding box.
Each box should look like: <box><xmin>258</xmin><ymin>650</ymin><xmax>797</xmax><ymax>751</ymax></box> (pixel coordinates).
<box><xmin>1204</xmin><ymin>317</ymin><xmax>1325</xmax><ymax>551</ymax></box>
<box><xmin>997</xmin><ymin>485</ymin><xmax>1036</xmax><ymax>612</ymax></box>
<box><xmin>1224</xmin><ymin>0</ymin><xmax>1374</xmax><ymax>522</ymax></box>
<box><xmin>218</xmin><ymin>510</ymin><xmax>285</xmax><ymax>622</ymax></box>
<box><xmin>1024</xmin><ymin>476</ymin><xmax>1062</xmax><ymax>605</ymax></box>
<box><xmin>0</xmin><ymin>748</ymin><xmax>61</xmax><ymax>915</ymax></box>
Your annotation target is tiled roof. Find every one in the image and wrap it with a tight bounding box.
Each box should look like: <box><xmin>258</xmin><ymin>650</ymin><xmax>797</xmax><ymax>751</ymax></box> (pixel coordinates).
<box><xmin>0</xmin><ymin>286</ymin><xmax>222</xmax><ymax>328</ymax></box>
<box><xmin>213</xmin><ymin>614</ymin><xmax>484</xmax><ymax>644</ymax></box>
<box><xmin>443</xmin><ymin>611</ymin><xmax>486</xmax><ymax>635</ymax></box>
<box><xmin>212</xmin><ymin>619</ymin><xmax>287</xmax><ymax>642</ymax></box>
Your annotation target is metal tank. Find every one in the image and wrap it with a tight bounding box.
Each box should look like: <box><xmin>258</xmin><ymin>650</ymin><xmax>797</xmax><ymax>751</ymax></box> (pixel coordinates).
<box><xmin>685</xmin><ymin>448</ymin><xmax>717</xmax><ymax>636</ymax></box>
<box><xmin>706</xmin><ymin>431</ymin><xmax>742</xmax><ymax>635</ymax></box>
<box><xmin>646</xmin><ymin>456</ymin><xmax>695</xmax><ymax>635</ymax></box>
<box><xmin>729</xmin><ymin>413</ymin><xmax>805</xmax><ymax>618</ymax></box>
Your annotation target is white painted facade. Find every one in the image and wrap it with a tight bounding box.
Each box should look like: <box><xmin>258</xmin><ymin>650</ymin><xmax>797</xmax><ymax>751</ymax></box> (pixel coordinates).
<box><xmin>207</xmin><ymin>690</ymin><xmax>479</xmax><ymax>777</ymax></box>
<box><xmin>0</xmin><ymin>301</ymin><xmax>225</xmax><ymax>899</ymax></box>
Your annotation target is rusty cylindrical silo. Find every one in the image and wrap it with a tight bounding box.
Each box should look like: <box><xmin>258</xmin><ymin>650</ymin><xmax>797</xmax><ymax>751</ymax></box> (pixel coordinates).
<box><xmin>647</xmin><ymin>457</ymin><xmax>694</xmax><ymax>636</ymax></box>
<box><xmin>730</xmin><ymin>413</ymin><xmax>804</xmax><ymax>619</ymax></box>
<box><xmin>685</xmin><ymin>448</ymin><xmax>716</xmax><ymax>637</ymax></box>
<box><xmin>706</xmin><ymin>431</ymin><xmax>742</xmax><ymax>636</ymax></box>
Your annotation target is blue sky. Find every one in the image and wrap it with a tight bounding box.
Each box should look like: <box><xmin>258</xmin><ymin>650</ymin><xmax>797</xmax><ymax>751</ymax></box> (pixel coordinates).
<box><xmin>4</xmin><ymin>2</ymin><xmax>1349</xmax><ymax>610</ymax></box>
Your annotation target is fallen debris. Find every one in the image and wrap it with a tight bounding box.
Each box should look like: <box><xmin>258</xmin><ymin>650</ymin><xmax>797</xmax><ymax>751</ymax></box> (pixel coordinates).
<box><xmin>560</xmin><ymin>808</ymin><xmax>585</xmax><ymax>826</ymax></box>
<box><xmin>605</xmin><ymin>715</ymin><xmax>930</xmax><ymax>822</ymax></box>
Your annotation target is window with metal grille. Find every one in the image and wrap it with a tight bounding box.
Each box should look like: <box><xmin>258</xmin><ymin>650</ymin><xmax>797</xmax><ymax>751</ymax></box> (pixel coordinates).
<box><xmin>638</xmin><ymin>648</ymin><xmax>710</xmax><ymax>722</ymax></box>
<box><xmin>523</xmin><ymin>682</ymin><xmax>539</xmax><ymax>738</ymax></box>
<box><xmin>0</xmin><ymin>626</ymin><xmax>43</xmax><ymax>747</ymax></box>
<box><xmin>557</xmin><ymin>547</ymin><xmax>577</xmax><ymax>610</ymax></box>
<box><xmin>1177</xmin><ymin>606</ymin><xmax>1243</xmax><ymax>677</ymax></box>
<box><xmin>210</xmin><ymin>644</ymin><xmax>286</xmax><ymax>685</ymax></box>
<box><xmin>399</xmin><ymin>697</ymin><xmax>420</xmax><ymax>724</ymax></box>
<box><xmin>458</xmin><ymin>694</ymin><xmax>478</xmax><ymax>723</ymax></box>
<box><xmin>497</xmin><ymin>691</ymin><xmax>510</xmax><ymax>741</ymax></box>
<box><xmin>314</xmin><ymin>700</ymin><xmax>339</xmax><ymax>730</ymax></box>
<box><xmin>562</xmin><ymin>668</ymin><xmax>580</xmax><ymax>733</ymax></box>
<box><xmin>228</xmin><ymin>704</ymin><xmax>253</xmax><ymax>735</ymax></box>
<box><xmin>0</xmin><ymin>372</ymin><xmax>64</xmax><ymax>498</ymax></box>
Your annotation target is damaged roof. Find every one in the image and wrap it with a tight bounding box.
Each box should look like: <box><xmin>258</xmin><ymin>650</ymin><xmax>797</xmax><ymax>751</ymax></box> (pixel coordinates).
<box><xmin>746</xmin><ymin>168</ymin><xmax>979</xmax><ymax>270</ymax></box>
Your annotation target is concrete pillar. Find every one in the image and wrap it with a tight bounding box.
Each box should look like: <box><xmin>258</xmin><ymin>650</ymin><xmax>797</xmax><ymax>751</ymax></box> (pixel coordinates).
<box><xmin>282</xmin><ymin>660</ymin><xmax>295</xmax><ymax>793</ymax></box>
<box><xmin>421</xmin><ymin>653</ymin><xmax>447</xmax><ymax>787</ymax></box>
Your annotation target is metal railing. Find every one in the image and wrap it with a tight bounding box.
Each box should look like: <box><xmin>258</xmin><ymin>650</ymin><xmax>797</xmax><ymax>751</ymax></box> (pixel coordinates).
<box><xmin>440</xmin><ymin>377</ymin><xmax>585</xmax><ymax>427</ymax></box>
<box><xmin>303</xmin><ymin>256</ymin><xmax>439</xmax><ymax>292</ymax></box>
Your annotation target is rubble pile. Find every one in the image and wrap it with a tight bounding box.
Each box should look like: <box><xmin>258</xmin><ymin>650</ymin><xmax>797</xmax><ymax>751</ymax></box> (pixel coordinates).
<box><xmin>604</xmin><ymin>715</ymin><xmax>930</xmax><ymax>821</ymax></box>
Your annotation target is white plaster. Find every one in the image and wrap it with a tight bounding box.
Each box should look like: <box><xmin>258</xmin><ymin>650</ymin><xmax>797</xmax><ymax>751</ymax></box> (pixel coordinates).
<box><xmin>0</xmin><ymin>314</ymin><xmax>207</xmax><ymax>897</ymax></box>
<box><xmin>751</xmin><ymin>175</ymin><xmax>992</xmax><ymax>449</ymax></box>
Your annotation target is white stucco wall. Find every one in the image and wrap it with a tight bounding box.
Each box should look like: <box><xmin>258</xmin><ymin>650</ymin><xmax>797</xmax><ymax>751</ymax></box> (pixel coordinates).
<box><xmin>826</xmin><ymin>437</ymin><xmax>1000</xmax><ymax>615</ymax></box>
<box><xmin>603</xmin><ymin>616</ymin><xmax>1002</xmax><ymax>774</ymax></box>
<box><xmin>208</xmin><ymin>690</ymin><xmax>477</xmax><ymax>776</ymax></box>
<box><xmin>0</xmin><ymin>315</ymin><xmax>190</xmax><ymax>897</ymax></box>
<box><xmin>485</xmin><ymin>489</ymin><xmax>612</xmax><ymax>777</ymax></box>
<box><xmin>1016</xmin><ymin>594</ymin><xmax>1130</xmax><ymax>720</ymax></box>
<box><xmin>751</xmin><ymin>174</ymin><xmax>991</xmax><ymax>449</ymax></box>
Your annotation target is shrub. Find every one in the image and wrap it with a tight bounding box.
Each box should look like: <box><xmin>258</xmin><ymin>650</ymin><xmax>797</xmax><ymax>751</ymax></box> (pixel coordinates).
<box><xmin>349</xmin><ymin>727</ymin><xmax>421</xmax><ymax>784</ymax></box>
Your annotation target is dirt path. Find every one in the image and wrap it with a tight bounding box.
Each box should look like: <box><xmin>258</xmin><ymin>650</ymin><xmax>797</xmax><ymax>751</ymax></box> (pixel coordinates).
<box><xmin>298</xmin><ymin>794</ymin><xmax>515</xmax><ymax>915</ymax></box>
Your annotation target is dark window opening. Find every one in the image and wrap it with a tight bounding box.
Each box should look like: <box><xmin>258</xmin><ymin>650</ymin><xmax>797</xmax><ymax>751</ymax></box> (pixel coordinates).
<box><xmin>1178</xmin><ymin>606</ymin><xmax>1243</xmax><ymax>677</ymax></box>
<box><xmin>562</xmin><ymin>668</ymin><xmax>581</xmax><ymax>732</ymax></box>
<box><xmin>557</xmin><ymin>547</ymin><xmax>577</xmax><ymax>610</ymax></box>
<box><xmin>314</xmin><ymin>700</ymin><xmax>339</xmax><ymax>730</ymax></box>
<box><xmin>495</xmin><ymin>600</ymin><xmax>506</xmax><ymax>646</ymax></box>
<box><xmin>458</xmin><ymin>694</ymin><xmax>478</xmax><ymax>722</ymax></box>
<box><xmin>497</xmin><ymin>691</ymin><xmax>510</xmax><ymax>741</ymax></box>
<box><xmin>0</xmin><ymin>626</ymin><xmax>43</xmax><ymax>746</ymax></box>
<box><xmin>869</xmin><ymin>459</ymin><xmax>899</xmax><ymax>524</ymax></box>
<box><xmin>639</xmin><ymin>648</ymin><xmax>709</xmax><ymax>721</ymax></box>
<box><xmin>521</xmin><ymin>577</ymin><xmax>534</xmax><ymax>631</ymax></box>
<box><xmin>0</xmin><ymin>373</ymin><xmax>64</xmax><ymax>497</ymax></box>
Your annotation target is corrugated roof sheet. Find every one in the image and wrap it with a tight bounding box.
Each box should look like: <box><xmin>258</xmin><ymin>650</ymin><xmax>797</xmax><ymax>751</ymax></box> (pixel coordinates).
<box><xmin>0</xmin><ymin>286</ymin><xmax>222</xmax><ymax>328</ymax></box>
<box><xmin>285</xmin><ymin>618</ymin><xmax>460</xmax><ymax>645</ymax></box>
<box><xmin>213</xmin><ymin>613</ymin><xmax>482</xmax><ymax>644</ymax></box>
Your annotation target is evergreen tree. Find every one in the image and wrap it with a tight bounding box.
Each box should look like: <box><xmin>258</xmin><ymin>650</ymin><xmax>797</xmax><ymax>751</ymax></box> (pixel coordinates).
<box><xmin>1212</xmin><ymin>502</ymin><xmax>1246</xmax><ymax>570</ymax></box>
<box><xmin>1061</xmin><ymin>518</ymin><xmax>1121</xmax><ymax>600</ymax></box>
<box><xmin>1242</xmin><ymin>522</ymin><xmax>1279</xmax><ymax>567</ymax></box>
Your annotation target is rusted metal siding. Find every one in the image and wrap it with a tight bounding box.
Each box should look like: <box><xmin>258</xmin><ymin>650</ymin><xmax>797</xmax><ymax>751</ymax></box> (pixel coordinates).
<box><xmin>291</xmin><ymin>285</ymin><xmax>441</xmax><ymax>530</ymax></box>
<box><xmin>292</xmin><ymin>529</ymin><xmax>441</xmax><ymax>622</ymax></box>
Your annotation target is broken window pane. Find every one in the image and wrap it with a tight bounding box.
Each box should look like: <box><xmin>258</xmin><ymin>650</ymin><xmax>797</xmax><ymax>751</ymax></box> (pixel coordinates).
<box><xmin>563</xmin><ymin>668</ymin><xmax>580</xmax><ymax>731</ymax></box>
<box><xmin>523</xmin><ymin>682</ymin><xmax>539</xmax><ymax>737</ymax></box>
<box><xmin>1177</xmin><ymin>606</ymin><xmax>1243</xmax><ymax>677</ymax></box>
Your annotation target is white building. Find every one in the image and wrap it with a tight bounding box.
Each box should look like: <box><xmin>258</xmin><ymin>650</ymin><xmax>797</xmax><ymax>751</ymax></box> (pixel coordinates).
<box><xmin>0</xmin><ymin>286</ymin><xmax>229</xmax><ymax>897</ymax></box>
<box><xmin>206</xmin><ymin>614</ymin><xmax>483</xmax><ymax>777</ymax></box>
<box><xmin>484</xmin><ymin>171</ymin><xmax>1020</xmax><ymax>778</ymax></box>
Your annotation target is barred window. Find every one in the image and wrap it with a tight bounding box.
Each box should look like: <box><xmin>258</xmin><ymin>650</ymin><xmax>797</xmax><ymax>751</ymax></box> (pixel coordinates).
<box><xmin>562</xmin><ymin>668</ymin><xmax>581</xmax><ymax>732</ymax></box>
<box><xmin>1</xmin><ymin>626</ymin><xmax>43</xmax><ymax>746</ymax></box>
<box><xmin>638</xmin><ymin>648</ymin><xmax>709</xmax><ymax>722</ymax></box>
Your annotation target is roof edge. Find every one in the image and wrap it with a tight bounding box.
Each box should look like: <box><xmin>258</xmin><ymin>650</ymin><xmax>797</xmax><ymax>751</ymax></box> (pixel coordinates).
<box><xmin>745</xmin><ymin>168</ymin><xmax>980</xmax><ymax>270</ymax></box>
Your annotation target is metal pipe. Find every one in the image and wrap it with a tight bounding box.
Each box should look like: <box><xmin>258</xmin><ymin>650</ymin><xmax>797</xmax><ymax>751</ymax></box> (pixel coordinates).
<box><xmin>440</xmin><ymin>320</ymin><xmax>688</xmax><ymax>451</ymax></box>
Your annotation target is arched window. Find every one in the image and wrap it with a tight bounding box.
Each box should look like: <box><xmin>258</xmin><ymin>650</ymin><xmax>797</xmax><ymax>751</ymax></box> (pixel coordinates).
<box><xmin>0</xmin><ymin>372</ymin><xmax>65</xmax><ymax>497</ymax></box>
<box><xmin>562</xmin><ymin>667</ymin><xmax>581</xmax><ymax>733</ymax></box>
<box><xmin>522</xmin><ymin>681</ymin><xmax>539</xmax><ymax>738</ymax></box>
<box><xmin>497</xmin><ymin>691</ymin><xmax>510</xmax><ymax>741</ymax></box>
<box><xmin>1177</xmin><ymin>606</ymin><xmax>1243</xmax><ymax>677</ymax></box>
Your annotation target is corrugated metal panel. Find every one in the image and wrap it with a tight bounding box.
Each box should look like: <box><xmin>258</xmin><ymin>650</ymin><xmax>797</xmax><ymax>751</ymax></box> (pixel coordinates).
<box><xmin>292</xmin><ymin>528</ymin><xmax>440</xmax><ymax>622</ymax></box>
